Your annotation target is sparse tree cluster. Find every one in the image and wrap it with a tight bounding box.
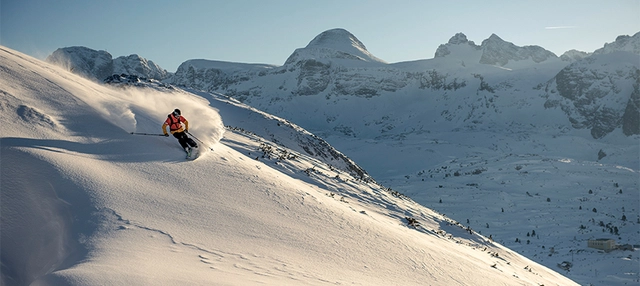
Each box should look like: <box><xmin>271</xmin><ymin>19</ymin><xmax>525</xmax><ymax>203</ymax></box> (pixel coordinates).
<box><xmin>473</xmin><ymin>73</ymin><xmax>496</xmax><ymax>93</ymax></box>
<box><xmin>386</xmin><ymin>187</ymin><xmax>408</xmax><ymax>199</ymax></box>
<box><xmin>258</xmin><ymin>142</ymin><xmax>298</xmax><ymax>161</ymax></box>
<box><xmin>419</xmin><ymin>69</ymin><xmax>467</xmax><ymax>91</ymax></box>
<box><xmin>226</xmin><ymin>125</ymin><xmax>257</xmax><ymax>136</ymax></box>
<box><xmin>405</xmin><ymin>217</ymin><xmax>420</xmax><ymax>227</ymax></box>
<box><xmin>304</xmin><ymin>167</ymin><xmax>316</xmax><ymax>176</ymax></box>
<box><xmin>598</xmin><ymin>221</ymin><xmax>620</xmax><ymax>235</ymax></box>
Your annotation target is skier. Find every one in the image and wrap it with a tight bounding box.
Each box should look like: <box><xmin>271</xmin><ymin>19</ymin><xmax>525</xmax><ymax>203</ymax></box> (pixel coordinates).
<box><xmin>162</xmin><ymin>109</ymin><xmax>198</xmax><ymax>154</ymax></box>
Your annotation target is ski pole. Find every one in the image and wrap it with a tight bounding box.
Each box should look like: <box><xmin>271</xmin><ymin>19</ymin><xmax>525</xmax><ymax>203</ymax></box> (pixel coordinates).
<box><xmin>186</xmin><ymin>131</ymin><xmax>205</xmax><ymax>143</ymax></box>
<box><xmin>130</xmin><ymin>132</ymin><xmax>167</xmax><ymax>136</ymax></box>
<box><xmin>186</xmin><ymin>131</ymin><xmax>214</xmax><ymax>151</ymax></box>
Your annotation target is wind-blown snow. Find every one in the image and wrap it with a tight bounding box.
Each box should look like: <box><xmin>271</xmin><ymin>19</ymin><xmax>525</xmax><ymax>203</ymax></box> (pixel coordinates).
<box><xmin>0</xmin><ymin>46</ymin><xmax>580</xmax><ymax>285</ymax></box>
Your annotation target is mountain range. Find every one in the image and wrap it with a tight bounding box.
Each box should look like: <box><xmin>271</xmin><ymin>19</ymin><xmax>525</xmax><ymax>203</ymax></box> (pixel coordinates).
<box><xmin>48</xmin><ymin>29</ymin><xmax>640</xmax><ymax>141</ymax></box>
<box><xmin>28</xmin><ymin>28</ymin><xmax>640</xmax><ymax>285</ymax></box>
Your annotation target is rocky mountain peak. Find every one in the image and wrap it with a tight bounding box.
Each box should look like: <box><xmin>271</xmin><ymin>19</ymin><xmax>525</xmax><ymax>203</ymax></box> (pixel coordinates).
<box><xmin>484</xmin><ymin>33</ymin><xmax>504</xmax><ymax>43</ymax></box>
<box><xmin>113</xmin><ymin>54</ymin><xmax>169</xmax><ymax>80</ymax></box>
<box><xmin>593</xmin><ymin>31</ymin><xmax>640</xmax><ymax>55</ymax></box>
<box><xmin>447</xmin><ymin>32</ymin><xmax>471</xmax><ymax>45</ymax></box>
<box><xmin>434</xmin><ymin>32</ymin><xmax>480</xmax><ymax>58</ymax></box>
<box><xmin>479</xmin><ymin>33</ymin><xmax>557</xmax><ymax>66</ymax></box>
<box><xmin>46</xmin><ymin>47</ymin><xmax>170</xmax><ymax>81</ymax></box>
<box><xmin>560</xmin><ymin>49</ymin><xmax>591</xmax><ymax>62</ymax></box>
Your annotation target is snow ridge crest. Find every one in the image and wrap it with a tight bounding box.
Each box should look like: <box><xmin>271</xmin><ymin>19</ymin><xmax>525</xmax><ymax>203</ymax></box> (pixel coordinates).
<box><xmin>285</xmin><ymin>28</ymin><xmax>386</xmax><ymax>65</ymax></box>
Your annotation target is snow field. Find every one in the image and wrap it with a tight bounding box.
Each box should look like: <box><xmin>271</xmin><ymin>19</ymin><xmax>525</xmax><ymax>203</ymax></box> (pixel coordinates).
<box><xmin>0</xmin><ymin>46</ymin><xmax>581</xmax><ymax>285</ymax></box>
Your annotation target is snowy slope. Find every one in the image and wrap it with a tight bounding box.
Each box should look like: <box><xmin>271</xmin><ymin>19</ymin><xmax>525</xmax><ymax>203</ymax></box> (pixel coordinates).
<box><xmin>0</xmin><ymin>46</ymin><xmax>580</xmax><ymax>285</ymax></box>
<box><xmin>163</xmin><ymin>30</ymin><xmax>639</xmax><ymax>285</ymax></box>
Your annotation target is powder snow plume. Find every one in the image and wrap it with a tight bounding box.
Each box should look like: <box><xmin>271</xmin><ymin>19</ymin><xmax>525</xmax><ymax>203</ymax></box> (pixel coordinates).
<box><xmin>66</xmin><ymin>81</ymin><xmax>225</xmax><ymax>150</ymax></box>
<box><xmin>1</xmin><ymin>46</ymin><xmax>224</xmax><ymax>150</ymax></box>
<box><xmin>117</xmin><ymin>87</ymin><xmax>225</xmax><ymax>150</ymax></box>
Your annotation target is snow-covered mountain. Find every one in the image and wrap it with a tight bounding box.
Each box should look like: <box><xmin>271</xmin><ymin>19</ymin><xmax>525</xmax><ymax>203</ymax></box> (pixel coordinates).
<box><xmin>46</xmin><ymin>46</ymin><xmax>114</xmax><ymax>81</ymax></box>
<box><xmin>170</xmin><ymin>59</ymin><xmax>276</xmax><ymax>93</ymax></box>
<box><xmin>284</xmin><ymin>28</ymin><xmax>387</xmax><ymax>65</ymax></box>
<box><xmin>434</xmin><ymin>32</ymin><xmax>482</xmax><ymax>59</ymax></box>
<box><xmin>543</xmin><ymin>51</ymin><xmax>640</xmax><ymax>138</ymax></box>
<box><xmin>436</xmin><ymin>32</ymin><xmax>558</xmax><ymax>66</ymax></box>
<box><xmin>48</xmin><ymin>30</ymin><xmax>639</xmax><ymax>141</ymax></box>
<box><xmin>478</xmin><ymin>34</ymin><xmax>558</xmax><ymax>66</ymax></box>
<box><xmin>593</xmin><ymin>32</ymin><xmax>640</xmax><ymax>55</ymax></box>
<box><xmin>161</xmin><ymin>29</ymin><xmax>639</xmax><ymax>141</ymax></box>
<box><xmin>559</xmin><ymin>49</ymin><xmax>592</xmax><ymax>62</ymax></box>
<box><xmin>112</xmin><ymin>54</ymin><xmax>170</xmax><ymax>80</ymax></box>
<box><xmin>46</xmin><ymin>46</ymin><xmax>170</xmax><ymax>81</ymax></box>
<box><xmin>1</xmin><ymin>46</ymin><xmax>582</xmax><ymax>286</ymax></box>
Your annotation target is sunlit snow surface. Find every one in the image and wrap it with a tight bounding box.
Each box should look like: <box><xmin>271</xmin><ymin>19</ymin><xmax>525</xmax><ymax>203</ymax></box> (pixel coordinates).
<box><xmin>0</xmin><ymin>47</ymin><xmax>588</xmax><ymax>285</ymax></box>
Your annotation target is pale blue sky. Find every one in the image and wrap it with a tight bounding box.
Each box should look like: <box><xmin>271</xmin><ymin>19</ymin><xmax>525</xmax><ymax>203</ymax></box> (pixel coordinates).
<box><xmin>2</xmin><ymin>0</ymin><xmax>639</xmax><ymax>72</ymax></box>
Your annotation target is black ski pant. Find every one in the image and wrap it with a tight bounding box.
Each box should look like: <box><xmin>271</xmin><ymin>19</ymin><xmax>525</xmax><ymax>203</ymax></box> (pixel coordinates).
<box><xmin>173</xmin><ymin>131</ymin><xmax>197</xmax><ymax>149</ymax></box>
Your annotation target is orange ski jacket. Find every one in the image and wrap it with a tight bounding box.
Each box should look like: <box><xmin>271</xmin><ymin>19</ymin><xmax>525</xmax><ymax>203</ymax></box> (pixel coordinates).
<box><xmin>162</xmin><ymin>113</ymin><xmax>189</xmax><ymax>135</ymax></box>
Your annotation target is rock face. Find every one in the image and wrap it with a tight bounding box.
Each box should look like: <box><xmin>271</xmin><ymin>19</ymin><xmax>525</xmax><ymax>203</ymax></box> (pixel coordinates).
<box><xmin>113</xmin><ymin>54</ymin><xmax>169</xmax><ymax>80</ymax></box>
<box><xmin>434</xmin><ymin>33</ymin><xmax>481</xmax><ymax>58</ymax></box>
<box><xmin>479</xmin><ymin>34</ymin><xmax>557</xmax><ymax>66</ymax></box>
<box><xmin>544</xmin><ymin>51</ymin><xmax>640</xmax><ymax>138</ymax></box>
<box><xmin>560</xmin><ymin>50</ymin><xmax>591</xmax><ymax>62</ymax></box>
<box><xmin>622</xmin><ymin>81</ymin><xmax>640</xmax><ymax>136</ymax></box>
<box><xmin>46</xmin><ymin>47</ymin><xmax>169</xmax><ymax>81</ymax></box>
<box><xmin>169</xmin><ymin>59</ymin><xmax>277</xmax><ymax>96</ymax></box>
<box><xmin>46</xmin><ymin>47</ymin><xmax>114</xmax><ymax>81</ymax></box>
<box><xmin>593</xmin><ymin>32</ymin><xmax>640</xmax><ymax>55</ymax></box>
<box><xmin>542</xmin><ymin>32</ymin><xmax>640</xmax><ymax>138</ymax></box>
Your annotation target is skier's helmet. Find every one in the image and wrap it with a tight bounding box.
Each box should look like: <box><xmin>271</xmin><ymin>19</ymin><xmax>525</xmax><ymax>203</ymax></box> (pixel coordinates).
<box><xmin>173</xmin><ymin>109</ymin><xmax>181</xmax><ymax>117</ymax></box>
